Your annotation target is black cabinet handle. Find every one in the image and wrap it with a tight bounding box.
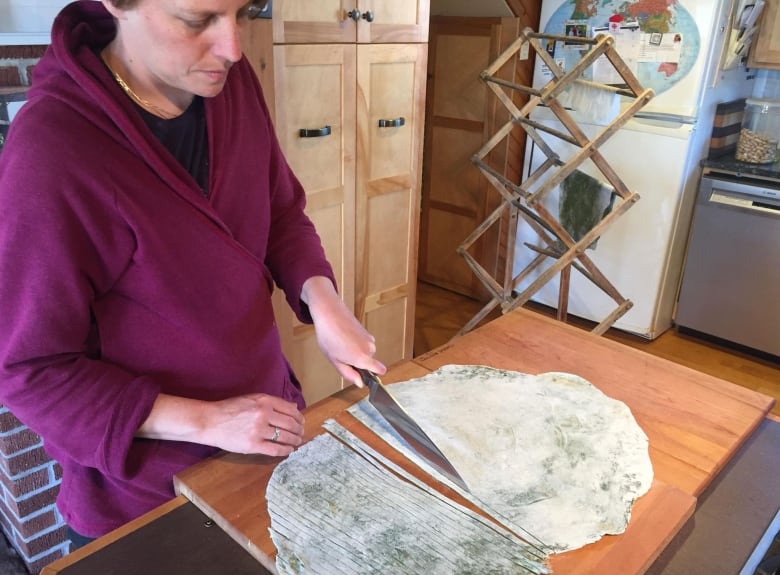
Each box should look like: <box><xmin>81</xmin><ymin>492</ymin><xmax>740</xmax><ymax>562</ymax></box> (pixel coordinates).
<box><xmin>378</xmin><ymin>117</ymin><xmax>405</xmax><ymax>128</ymax></box>
<box><xmin>347</xmin><ymin>9</ymin><xmax>361</xmax><ymax>21</ymax></box>
<box><xmin>362</xmin><ymin>10</ymin><xmax>375</xmax><ymax>22</ymax></box>
<box><xmin>299</xmin><ymin>126</ymin><xmax>332</xmax><ymax>138</ymax></box>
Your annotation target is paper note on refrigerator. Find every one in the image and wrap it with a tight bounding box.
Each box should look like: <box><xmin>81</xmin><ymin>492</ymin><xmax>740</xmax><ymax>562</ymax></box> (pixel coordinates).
<box><xmin>592</xmin><ymin>23</ymin><xmax>640</xmax><ymax>85</ymax></box>
<box><xmin>639</xmin><ymin>32</ymin><xmax>683</xmax><ymax>63</ymax></box>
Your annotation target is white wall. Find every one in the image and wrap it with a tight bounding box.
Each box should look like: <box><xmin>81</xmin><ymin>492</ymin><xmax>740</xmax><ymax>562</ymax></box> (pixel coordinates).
<box><xmin>0</xmin><ymin>0</ymin><xmax>71</xmax><ymax>44</ymax></box>
<box><xmin>753</xmin><ymin>69</ymin><xmax>780</xmax><ymax>100</ymax></box>
<box><xmin>0</xmin><ymin>1</ymin><xmax>71</xmax><ymax>33</ymax></box>
<box><xmin>431</xmin><ymin>0</ymin><xmax>513</xmax><ymax>17</ymax></box>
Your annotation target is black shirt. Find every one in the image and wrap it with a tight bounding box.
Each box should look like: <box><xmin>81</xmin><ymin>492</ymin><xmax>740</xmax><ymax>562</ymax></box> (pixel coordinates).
<box><xmin>137</xmin><ymin>97</ymin><xmax>210</xmax><ymax>197</ymax></box>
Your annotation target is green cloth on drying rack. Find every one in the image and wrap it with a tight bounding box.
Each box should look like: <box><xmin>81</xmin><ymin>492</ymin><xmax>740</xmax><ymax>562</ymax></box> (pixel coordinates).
<box><xmin>556</xmin><ymin>169</ymin><xmax>616</xmax><ymax>251</ymax></box>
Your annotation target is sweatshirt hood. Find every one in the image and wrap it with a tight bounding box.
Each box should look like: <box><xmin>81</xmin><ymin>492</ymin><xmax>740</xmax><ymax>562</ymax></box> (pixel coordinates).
<box><xmin>22</xmin><ymin>1</ymin><xmax>225</xmax><ymax>222</ymax></box>
<box><xmin>29</xmin><ymin>1</ymin><xmax>117</xmax><ymax>119</ymax></box>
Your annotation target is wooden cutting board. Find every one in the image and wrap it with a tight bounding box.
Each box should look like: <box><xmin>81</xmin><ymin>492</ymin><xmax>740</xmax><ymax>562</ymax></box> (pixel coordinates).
<box><xmin>174</xmin><ymin>308</ymin><xmax>774</xmax><ymax>574</ymax></box>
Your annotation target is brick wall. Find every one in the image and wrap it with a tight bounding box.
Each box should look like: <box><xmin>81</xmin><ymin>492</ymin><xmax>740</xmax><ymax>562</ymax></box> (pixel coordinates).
<box><xmin>0</xmin><ymin>45</ymin><xmax>45</xmax><ymax>87</ymax></box>
<box><xmin>0</xmin><ymin>407</ymin><xmax>68</xmax><ymax>574</ymax></box>
<box><xmin>0</xmin><ymin>43</ymin><xmax>68</xmax><ymax>574</ymax></box>
<box><xmin>0</xmin><ymin>46</ymin><xmax>44</xmax><ymax>154</ymax></box>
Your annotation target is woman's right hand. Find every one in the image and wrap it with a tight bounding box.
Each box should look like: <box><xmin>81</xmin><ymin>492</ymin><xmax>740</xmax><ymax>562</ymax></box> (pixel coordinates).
<box><xmin>136</xmin><ymin>393</ymin><xmax>305</xmax><ymax>456</ymax></box>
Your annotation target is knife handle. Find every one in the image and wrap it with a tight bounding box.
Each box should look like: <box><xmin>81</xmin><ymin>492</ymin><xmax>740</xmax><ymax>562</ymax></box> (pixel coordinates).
<box><xmin>353</xmin><ymin>367</ymin><xmax>380</xmax><ymax>396</ymax></box>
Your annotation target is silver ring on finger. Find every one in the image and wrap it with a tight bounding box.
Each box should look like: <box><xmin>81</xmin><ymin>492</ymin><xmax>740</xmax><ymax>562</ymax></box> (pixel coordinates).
<box><xmin>271</xmin><ymin>427</ymin><xmax>281</xmax><ymax>443</ymax></box>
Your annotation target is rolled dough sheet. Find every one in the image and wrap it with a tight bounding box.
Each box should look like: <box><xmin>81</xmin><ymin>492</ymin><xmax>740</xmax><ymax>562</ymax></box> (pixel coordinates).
<box><xmin>347</xmin><ymin>365</ymin><xmax>654</xmax><ymax>552</ymax></box>
<box><xmin>267</xmin><ymin>432</ymin><xmax>550</xmax><ymax>575</ymax></box>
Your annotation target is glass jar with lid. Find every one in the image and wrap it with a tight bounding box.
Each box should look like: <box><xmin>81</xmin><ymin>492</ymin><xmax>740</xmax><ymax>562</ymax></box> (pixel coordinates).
<box><xmin>735</xmin><ymin>98</ymin><xmax>780</xmax><ymax>164</ymax></box>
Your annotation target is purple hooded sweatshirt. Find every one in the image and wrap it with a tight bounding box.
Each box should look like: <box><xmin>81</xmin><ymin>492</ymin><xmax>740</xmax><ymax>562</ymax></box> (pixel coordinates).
<box><xmin>0</xmin><ymin>1</ymin><xmax>335</xmax><ymax>537</ymax></box>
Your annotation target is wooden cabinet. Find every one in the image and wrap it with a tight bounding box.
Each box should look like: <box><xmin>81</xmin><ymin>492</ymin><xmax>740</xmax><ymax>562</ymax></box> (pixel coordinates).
<box><xmin>748</xmin><ymin>0</ymin><xmax>780</xmax><ymax>69</ymax></box>
<box><xmin>271</xmin><ymin>44</ymin><xmax>357</xmax><ymax>401</ymax></box>
<box><xmin>272</xmin><ymin>0</ymin><xmax>429</xmax><ymax>44</ymax></box>
<box><xmin>240</xmin><ymin>18</ymin><xmax>276</xmax><ymax>121</ymax></box>
<box><xmin>271</xmin><ymin>3</ymin><xmax>428</xmax><ymax>404</ymax></box>
<box><xmin>354</xmin><ymin>43</ymin><xmax>427</xmax><ymax>371</ymax></box>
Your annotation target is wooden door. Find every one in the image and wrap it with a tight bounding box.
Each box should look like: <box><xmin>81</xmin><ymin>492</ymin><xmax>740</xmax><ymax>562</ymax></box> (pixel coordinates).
<box><xmin>272</xmin><ymin>0</ymin><xmax>358</xmax><ymax>44</ymax></box>
<box><xmin>355</xmin><ymin>43</ymin><xmax>428</xmax><ymax>367</ymax></box>
<box><xmin>356</xmin><ymin>0</ymin><xmax>430</xmax><ymax>44</ymax></box>
<box><xmin>272</xmin><ymin>44</ymin><xmax>357</xmax><ymax>404</ymax></box>
<box><xmin>418</xmin><ymin>17</ymin><xmax>520</xmax><ymax>299</ymax></box>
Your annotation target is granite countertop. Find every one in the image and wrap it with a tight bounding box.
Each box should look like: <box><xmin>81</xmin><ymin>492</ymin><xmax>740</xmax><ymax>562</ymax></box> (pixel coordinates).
<box><xmin>703</xmin><ymin>154</ymin><xmax>780</xmax><ymax>183</ymax></box>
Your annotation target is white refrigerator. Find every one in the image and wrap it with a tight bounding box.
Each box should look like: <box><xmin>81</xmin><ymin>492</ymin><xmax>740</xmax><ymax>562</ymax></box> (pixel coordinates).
<box><xmin>513</xmin><ymin>0</ymin><xmax>754</xmax><ymax>339</ymax></box>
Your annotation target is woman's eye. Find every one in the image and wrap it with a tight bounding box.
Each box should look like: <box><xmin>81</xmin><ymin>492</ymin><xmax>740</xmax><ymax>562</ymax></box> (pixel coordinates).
<box><xmin>184</xmin><ymin>17</ymin><xmax>212</xmax><ymax>29</ymax></box>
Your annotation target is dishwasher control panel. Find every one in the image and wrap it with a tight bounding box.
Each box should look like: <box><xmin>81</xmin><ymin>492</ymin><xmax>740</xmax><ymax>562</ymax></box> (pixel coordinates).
<box><xmin>702</xmin><ymin>171</ymin><xmax>780</xmax><ymax>217</ymax></box>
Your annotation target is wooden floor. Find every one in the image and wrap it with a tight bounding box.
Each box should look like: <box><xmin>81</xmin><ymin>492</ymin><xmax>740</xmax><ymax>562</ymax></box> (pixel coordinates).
<box><xmin>414</xmin><ymin>281</ymin><xmax>780</xmax><ymax>417</ymax></box>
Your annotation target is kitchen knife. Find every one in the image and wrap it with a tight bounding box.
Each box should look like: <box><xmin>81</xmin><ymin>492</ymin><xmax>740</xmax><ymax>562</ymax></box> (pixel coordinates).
<box><xmin>355</xmin><ymin>367</ymin><xmax>470</xmax><ymax>493</ymax></box>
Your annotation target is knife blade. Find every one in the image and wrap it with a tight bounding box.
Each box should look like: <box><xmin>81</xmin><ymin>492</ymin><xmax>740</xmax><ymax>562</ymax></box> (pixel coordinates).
<box><xmin>355</xmin><ymin>367</ymin><xmax>470</xmax><ymax>493</ymax></box>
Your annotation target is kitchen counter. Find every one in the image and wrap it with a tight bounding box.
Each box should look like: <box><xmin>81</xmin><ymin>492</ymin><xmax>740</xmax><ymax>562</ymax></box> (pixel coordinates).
<box><xmin>39</xmin><ymin>497</ymin><xmax>272</xmax><ymax>575</ymax></box>
<box><xmin>648</xmin><ymin>417</ymin><xmax>780</xmax><ymax>575</ymax></box>
<box><xmin>41</xmin><ymin>307</ymin><xmax>776</xmax><ymax>574</ymax></box>
<box><xmin>703</xmin><ymin>155</ymin><xmax>780</xmax><ymax>184</ymax></box>
<box><xmin>42</xmin><ymin>418</ymin><xmax>780</xmax><ymax>575</ymax></box>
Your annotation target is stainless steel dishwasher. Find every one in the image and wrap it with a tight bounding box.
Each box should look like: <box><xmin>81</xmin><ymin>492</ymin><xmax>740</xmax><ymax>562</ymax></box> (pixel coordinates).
<box><xmin>675</xmin><ymin>168</ymin><xmax>780</xmax><ymax>358</ymax></box>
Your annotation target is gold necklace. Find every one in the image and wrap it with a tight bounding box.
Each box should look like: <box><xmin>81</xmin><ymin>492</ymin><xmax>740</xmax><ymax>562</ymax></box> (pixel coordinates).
<box><xmin>103</xmin><ymin>57</ymin><xmax>178</xmax><ymax>120</ymax></box>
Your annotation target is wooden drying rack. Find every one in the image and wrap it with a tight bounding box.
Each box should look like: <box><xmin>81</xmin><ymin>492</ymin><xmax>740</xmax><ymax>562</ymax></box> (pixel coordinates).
<box><xmin>458</xmin><ymin>27</ymin><xmax>654</xmax><ymax>336</ymax></box>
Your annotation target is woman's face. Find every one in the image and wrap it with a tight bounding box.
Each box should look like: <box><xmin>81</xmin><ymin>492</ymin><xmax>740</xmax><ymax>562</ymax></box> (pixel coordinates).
<box><xmin>102</xmin><ymin>0</ymin><xmax>252</xmax><ymax>102</ymax></box>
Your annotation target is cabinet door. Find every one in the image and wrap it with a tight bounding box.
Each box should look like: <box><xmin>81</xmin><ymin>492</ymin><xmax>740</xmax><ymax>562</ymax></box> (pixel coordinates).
<box><xmin>240</xmin><ymin>18</ymin><xmax>275</xmax><ymax>123</ymax></box>
<box><xmin>272</xmin><ymin>44</ymin><xmax>357</xmax><ymax>404</ymax></box>
<box><xmin>356</xmin><ymin>0</ymin><xmax>430</xmax><ymax>44</ymax></box>
<box><xmin>272</xmin><ymin>0</ymin><xmax>358</xmax><ymax>44</ymax></box>
<box><xmin>748</xmin><ymin>0</ymin><xmax>780</xmax><ymax>69</ymax></box>
<box><xmin>355</xmin><ymin>43</ymin><xmax>428</xmax><ymax>366</ymax></box>
<box><xmin>273</xmin><ymin>0</ymin><xmax>429</xmax><ymax>44</ymax></box>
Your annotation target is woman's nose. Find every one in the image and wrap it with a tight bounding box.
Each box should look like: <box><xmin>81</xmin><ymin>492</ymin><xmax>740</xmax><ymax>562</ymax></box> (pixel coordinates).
<box><xmin>214</xmin><ymin>19</ymin><xmax>244</xmax><ymax>63</ymax></box>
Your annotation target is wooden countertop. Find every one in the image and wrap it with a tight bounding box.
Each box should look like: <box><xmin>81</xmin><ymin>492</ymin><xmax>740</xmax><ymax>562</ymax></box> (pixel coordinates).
<box><xmin>174</xmin><ymin>307</ymin><xmax>775</xmax><ymax>574</ymax></box>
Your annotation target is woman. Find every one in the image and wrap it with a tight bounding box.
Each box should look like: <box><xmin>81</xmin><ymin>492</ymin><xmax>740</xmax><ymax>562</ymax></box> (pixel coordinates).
<box><xmin>0</xmin><ymin>0</ymin><xmax>384</xmax><ymax>546</ymax></box>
